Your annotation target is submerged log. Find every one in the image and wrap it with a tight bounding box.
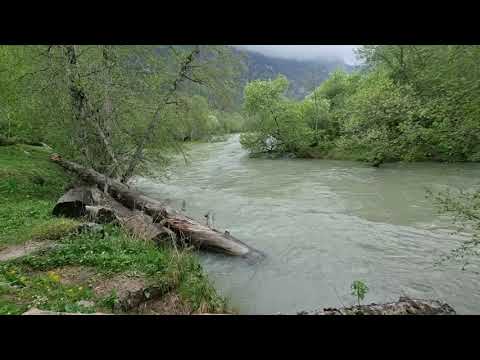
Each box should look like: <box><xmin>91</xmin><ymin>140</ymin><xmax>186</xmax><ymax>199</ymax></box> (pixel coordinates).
<box><xmin>50</xmin><ymin>154</ymin><xmax>263</xmax><ymax>258</ymax></box>
<box><xmin>297</xmin><ymin>297</ymin><xmax>456</xmax><ymax>315</ymax></box>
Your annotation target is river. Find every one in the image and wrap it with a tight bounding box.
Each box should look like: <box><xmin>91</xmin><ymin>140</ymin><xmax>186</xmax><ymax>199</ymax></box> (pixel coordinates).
<box><xmin>134</xmin><ymin>134</ymin><xmax>480</xmax><ymax>314</ymax></box>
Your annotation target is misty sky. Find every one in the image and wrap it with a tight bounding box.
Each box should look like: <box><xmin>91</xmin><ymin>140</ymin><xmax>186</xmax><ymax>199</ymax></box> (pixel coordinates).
<box><xmin>233</xmin><ymin>45</ymin><xmax>360</xmax><ymax>65</ymax></box>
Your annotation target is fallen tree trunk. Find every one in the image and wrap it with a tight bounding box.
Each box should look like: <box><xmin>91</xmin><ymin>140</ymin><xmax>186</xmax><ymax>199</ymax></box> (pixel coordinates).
<box><xmin>297</xmin><ymin>297</ymin><xmax>456</xmax><ymax>315</ymax></box>
<box><xmin>84</xmin><ymin>205</ymin><xmax>116</xmax><ymax>224</ymax></box>
<box><xmin>50</xmin><ymin>154</ymin><xmax>262</xmax><ymax>258</ymax></box>
<box><xmin>90</xmin><ymin>189</ymin><xmax>172</xmax><ymax>243</ymax></box>
<box><xmin>53</xmin><ymin>186</ymin><xmax>174</xmax><ymax>244</ymax></box>
<box><xmin>53</xmin><ymin>187</ymin><xmax>94</xmax><ymax>218</ymax></box>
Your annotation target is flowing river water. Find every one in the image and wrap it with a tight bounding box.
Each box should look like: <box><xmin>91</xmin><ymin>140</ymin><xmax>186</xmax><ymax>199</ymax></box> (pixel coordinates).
<box><xmin>134</xmin><ymin>134</ymin><xmax>480</xmax><ymax>314</ymax></box>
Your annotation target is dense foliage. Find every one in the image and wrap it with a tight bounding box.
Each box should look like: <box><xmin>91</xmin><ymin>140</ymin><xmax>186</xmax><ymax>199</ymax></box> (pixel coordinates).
<box><xmin>241</xmin><ymin>45</ymin><xmax>480</xmax><ymax>164</ymax></box>
<box><xmin>0</xmin><ymin>45</ymin><xmax>246</xmax><ymax>180</ymax></box>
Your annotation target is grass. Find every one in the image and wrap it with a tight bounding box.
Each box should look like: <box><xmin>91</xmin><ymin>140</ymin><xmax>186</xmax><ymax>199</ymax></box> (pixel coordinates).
<box><xmin>0</xmin><ymin>227</ymin><xmax>227</xmax><ymax>314</ymax></box>
<box><xmin>0</xmin><ymin>144</ymin><xmax>79</xmax><ymax>248</ymax></box>
<box><xmin>0</xmin><ymin>144</ymin><xmax>228</xmax><ymax>314</ymax></box>
<box><xmin>0</xmin><ymin>265</ymin><xmax>96</xmax><ymax>314</ymax></box>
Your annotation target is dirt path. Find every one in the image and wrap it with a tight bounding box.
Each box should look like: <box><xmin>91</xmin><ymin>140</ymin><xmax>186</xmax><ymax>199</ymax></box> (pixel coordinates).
<box><xmin>0</xmin><ymin>241</ymin><xmax>53</xmax><ymax>262</ymax></box>
<box><xmin>22</xmin><ymin>308</ymin><xmax>110</xmax><ymax>315</ymax></box>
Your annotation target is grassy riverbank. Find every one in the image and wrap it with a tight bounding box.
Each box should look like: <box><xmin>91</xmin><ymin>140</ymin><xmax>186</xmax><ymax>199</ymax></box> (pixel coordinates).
<box><xmin>0</xmin><ymin>144</ymin><xmax>228</xmax><ymax>315</ymax></box>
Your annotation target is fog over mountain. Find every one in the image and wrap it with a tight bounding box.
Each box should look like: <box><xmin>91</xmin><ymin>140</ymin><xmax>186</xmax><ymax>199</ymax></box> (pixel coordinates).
<box><xmin>233</xmin><ymin>45</ymin><xmax>360</xmax><ymax>65</ymax></box>
<box><xmin>233</xmin><ymin>46</ymin><xmax>360</xmax><ymax>100</ymax></box>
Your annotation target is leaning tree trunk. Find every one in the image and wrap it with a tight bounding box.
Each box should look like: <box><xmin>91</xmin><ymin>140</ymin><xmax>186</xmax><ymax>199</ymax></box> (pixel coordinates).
<box><xmin>296</xmin><ymin>297</ymin><xmax>456</xmax><ymax>315</ymax></box>
<box><xmin>50</xmin><ymin>154</ymin><xmax>264</xmax><ymax>259</ymax></box>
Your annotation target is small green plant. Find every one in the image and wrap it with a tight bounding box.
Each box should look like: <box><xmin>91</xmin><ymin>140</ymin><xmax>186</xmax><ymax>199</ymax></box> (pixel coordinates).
<box><xmin>100</xmin><ymin>290</ymin><xmax>119</xmax><ymax>311</ymax></box>
<box><xmin>351</xmin><ymin>280</ymin><xmax>369</xmax><ymax>306</ymax></box>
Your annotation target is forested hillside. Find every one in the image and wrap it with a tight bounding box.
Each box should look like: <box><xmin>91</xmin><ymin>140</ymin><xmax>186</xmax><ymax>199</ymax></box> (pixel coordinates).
<box><xmin>236</xmin><ymin>49</ymin><xmax>356</xmax><ymax>99</ymax></box>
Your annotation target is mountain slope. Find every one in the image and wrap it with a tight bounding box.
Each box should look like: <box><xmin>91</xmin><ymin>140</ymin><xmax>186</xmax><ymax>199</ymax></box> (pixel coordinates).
<box><xmin>238</xmin><ymin>50</ymin><xmax>356</xmax><ymax>99</ymax></box>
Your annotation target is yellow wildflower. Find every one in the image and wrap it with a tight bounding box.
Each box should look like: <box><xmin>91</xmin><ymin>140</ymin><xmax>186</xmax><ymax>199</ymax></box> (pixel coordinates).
<box><xmin>47</xmin><ymin>271</ymin><xmax>61</xmax><ymax>283</ymax></box>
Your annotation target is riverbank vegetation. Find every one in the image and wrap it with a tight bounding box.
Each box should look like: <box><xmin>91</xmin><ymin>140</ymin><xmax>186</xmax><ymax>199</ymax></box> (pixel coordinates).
<box><xmin>2</xmin><ymin>45</ymin><xmax>478</xmax><ymax>314</ymax></box>
<box><xmin>429</xmin><ymin>186</ymin><xmax>480</xmax><ymax>271</ymax></box>
<box><xmin>0</xmin><ymin>45</ymin><xmax>246</xmax><ymax>314</ymax></box>
<box><xmin>241</xmin><ymin>45</ymin><xmax>480</xmax><ymax>165</ymax></box>
<box><xmin>0</xmin><ymin>144</ymin><xmax>228</xmax><ymax>314</ymax></box>
<box><xmin>240</xmin><ymin>45</ymin><xmax>480</xmax><ymax>269</ymax></box>
<box><xmin>0</xmin><ymin>45</ymin><xmax>246</xmax><ymax>180</ymax></box>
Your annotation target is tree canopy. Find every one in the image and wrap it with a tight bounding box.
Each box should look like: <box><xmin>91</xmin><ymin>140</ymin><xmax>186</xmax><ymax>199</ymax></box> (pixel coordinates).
<box><xmin>240</xmin><ymin>45</ymin><xmax>480</xmax><ymax>164</ymax></box>
<box><xmin>0</xmin><ymin>45</ymin><xmax>247</xmax><ymax>180</ymax></box>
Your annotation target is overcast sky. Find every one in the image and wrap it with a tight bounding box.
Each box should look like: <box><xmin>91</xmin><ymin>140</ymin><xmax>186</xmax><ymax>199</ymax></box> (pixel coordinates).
<box><xmin>233</xmin><ymin>45</ymin><xmax>360</xmax><ymax>65</ymax></box>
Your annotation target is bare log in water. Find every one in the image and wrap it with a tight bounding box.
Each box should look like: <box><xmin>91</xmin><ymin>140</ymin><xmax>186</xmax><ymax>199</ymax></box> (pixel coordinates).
<box><xmin>50</xmin><ymin>154</ymin><xmax>263</xmax><ymax>258</ymax></box>
<box><xmin>297</xmin><ymin>297</ymin><xmax>456</xmax><ymax>315</ymax></box>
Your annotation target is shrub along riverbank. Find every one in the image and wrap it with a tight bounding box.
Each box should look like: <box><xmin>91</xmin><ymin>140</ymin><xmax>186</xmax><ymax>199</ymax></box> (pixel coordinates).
<box><xmin>0</xmin><ymin>144</ymin><xmax>228</xmax><ymax>315</ymax></box>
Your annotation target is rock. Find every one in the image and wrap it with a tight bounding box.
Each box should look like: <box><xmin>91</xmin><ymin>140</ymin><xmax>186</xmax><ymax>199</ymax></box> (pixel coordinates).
<box><xmin>297</xmin><ymin>297</ymin><xmax>456</xmax><ymax>315</ymax></box>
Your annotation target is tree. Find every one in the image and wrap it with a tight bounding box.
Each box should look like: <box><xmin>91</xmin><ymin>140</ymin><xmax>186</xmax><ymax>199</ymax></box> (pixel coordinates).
<box><xmin>241</xmin><ymin>75</ymin><xmax>314</xmax><ymax>155</ymax></box>
<box><xmin>428</xmin><ymin>187</ymin><xmax>480</xmax><ymax>270</ymax></box>
<box><xmin>0</xmin><ymin>45</ymin><xmax>244</xmax><ymax>182</ymax></box>
<box><xmin>351</xmin><ymin>280</ymin><xmax>369</xmax><ymax>306</ymax></box>
<box><xmin>298</xmin><ymin>93</ymin><xmax>331</xmax><ymax>144</ymax></box>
